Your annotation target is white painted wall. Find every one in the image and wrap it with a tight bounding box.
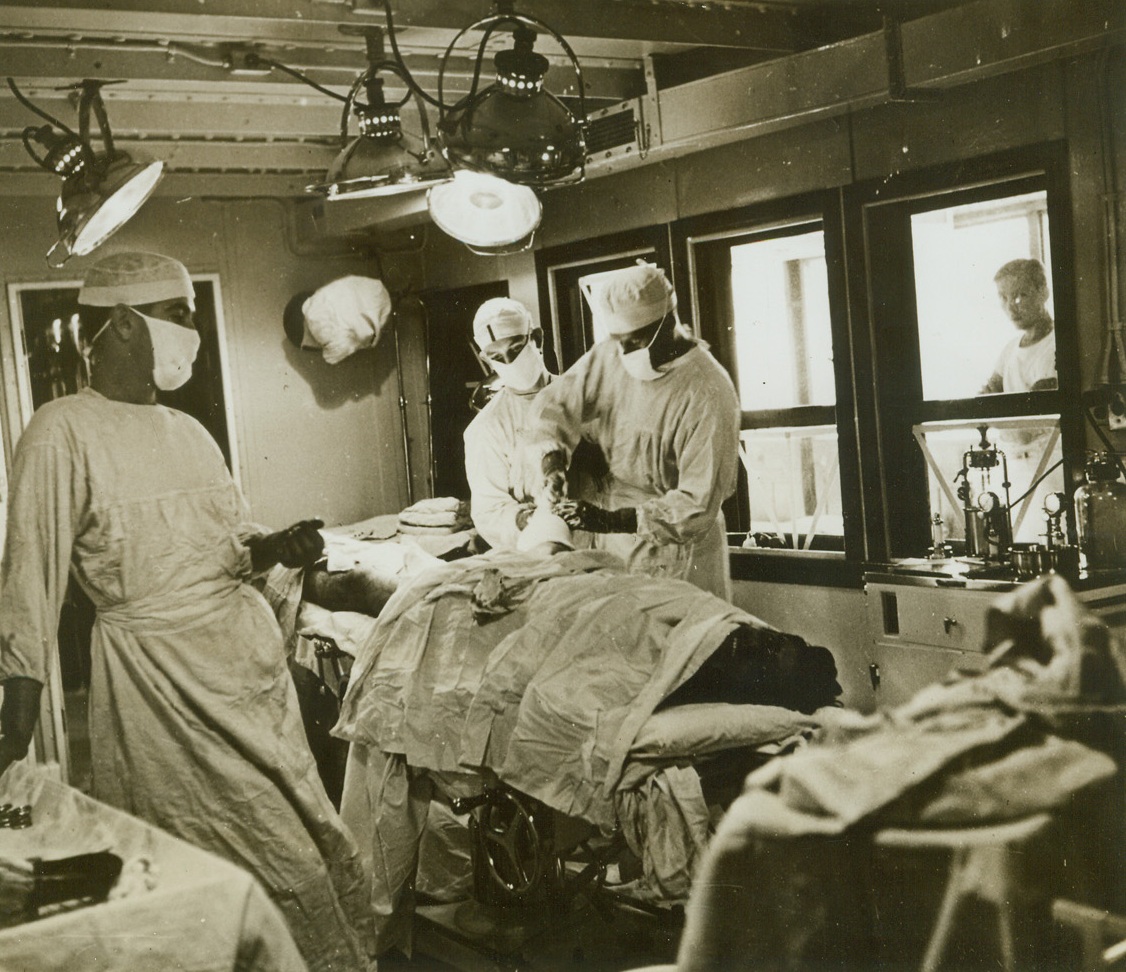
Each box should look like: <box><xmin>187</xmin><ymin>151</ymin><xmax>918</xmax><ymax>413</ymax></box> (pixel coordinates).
<box><xmin>0</xmin><ymin>192</ymin><xmax>412</xmax><ymax>529</ymax></box>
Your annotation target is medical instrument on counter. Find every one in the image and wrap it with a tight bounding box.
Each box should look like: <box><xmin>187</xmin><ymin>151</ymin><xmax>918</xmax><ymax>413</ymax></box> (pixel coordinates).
<box><xmin>928</xmin><ymin>513</ymin><xmax>952</xmax><ymax>560</ymax></box>
<box><xmin>1074</xmin><ymin>451</ymin><xmax>1126</xmax><ymax>568</ymax></box>
<box><xmin>1007</xmin><ymin>493</ymin><xmax>1079</xmax><ymax>580</ymax></box>
<box><xmin>954</xmin><ymin>426</ymin><xmax>1012</xmax><ymax>563</ymax></box>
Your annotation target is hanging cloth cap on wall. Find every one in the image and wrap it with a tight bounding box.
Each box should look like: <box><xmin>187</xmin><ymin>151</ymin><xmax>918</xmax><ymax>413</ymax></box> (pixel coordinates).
<box><xmin>300</xmin><ymin>275</ymin><xmax>393</xmax><ymax>364</ymax></box>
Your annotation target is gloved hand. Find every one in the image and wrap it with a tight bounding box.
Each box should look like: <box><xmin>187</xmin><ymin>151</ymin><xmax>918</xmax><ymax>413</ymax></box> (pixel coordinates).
<box><xmin>542</xmin><ymin>450</ymin><xmax>569</xmax><ymax>501</ymax></box>
<box><xmin>248</xmin><ymin>519</ymin><xmax>325</xmax><ymax>571</ymax></box>
<box><xmin>552</xmin><ymin>500</ymin><xmax>637</xmax><ymax>534</ymax></box>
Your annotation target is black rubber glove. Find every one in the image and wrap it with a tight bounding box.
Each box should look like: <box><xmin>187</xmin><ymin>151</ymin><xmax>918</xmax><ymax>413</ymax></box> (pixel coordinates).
<box><xmin>542</xmin><ymin>450</ymin><xmax>568</xmax><ymax>501</ymax></box>
<box><xmin>247</xmin><ymin>519</ymin><xmax>325</xmax><ymax>571</ymax></box>
<box><xmin>0</xmin><ymin>678</ymin><xmax>43</xmax><ymax>778</ymax></box>
<box><xmin>553</xmin><ymin>500</ymin><xmax>637</xmax><ymax>534</ymax></box>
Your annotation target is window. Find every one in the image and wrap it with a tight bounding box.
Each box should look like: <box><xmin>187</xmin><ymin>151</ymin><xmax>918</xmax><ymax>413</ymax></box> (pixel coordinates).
<box><xmin>534</xmin><ymin>144</ymin><xmax>1079</xmax><ymax>585</ymax></box>
<box><xmin>674</xmin><ymin>193</ymin><xmax>853</xmax><ymax>565</ymax></box>
<box><xmin>535</xmin><ymin>227</ymin><xmax>672</xmax><ymax>373</ymax></box>
<box><xmin>859</xmin><ymin>145</ymin><xmax>1079</xmax><ymax>560</ymax></box>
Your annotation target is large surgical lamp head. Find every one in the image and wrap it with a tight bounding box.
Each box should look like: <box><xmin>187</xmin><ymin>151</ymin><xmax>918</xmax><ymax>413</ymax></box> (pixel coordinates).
<box><xmin>435</xmin><ymin>5</ymin><xmax>587</xmax><ymax>188</ymax></box>
<box><xmin>9</xmin><ymin>78</ymin><xmax>164</xmax><ymax>268</ymax></box>
<box><xmin>303</xmin><ymin>32</ymin><xmax>452</xmax><ymax>200</ymax></box>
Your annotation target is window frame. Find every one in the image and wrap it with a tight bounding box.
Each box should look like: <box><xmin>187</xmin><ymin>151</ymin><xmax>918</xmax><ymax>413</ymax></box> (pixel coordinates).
<box><xmin>849</xmin><ymin>142</ymin><xmax>1081</xmax><ymax>559</ymax></box>
<box><xmin>529</xmin><ymin>143</ymin><xmax>1081</xmax><ymax>590</ymax></box>
<box><xmin>535</xmin><ymin>226</ymin><xmax>673</xmax><ymax>374</ymax></box>
<box><xmin>671</xmin><ymin>190</ymin><xmax>863</xmax><ymax>586</ymax></box>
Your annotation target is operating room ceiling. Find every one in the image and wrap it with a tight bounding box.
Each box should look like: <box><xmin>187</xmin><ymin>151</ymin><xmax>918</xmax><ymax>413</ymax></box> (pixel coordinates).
<box><xmin>0</xmin><ymin>0</ymin><xmax>976</xmax><ymax>190</ymax></box>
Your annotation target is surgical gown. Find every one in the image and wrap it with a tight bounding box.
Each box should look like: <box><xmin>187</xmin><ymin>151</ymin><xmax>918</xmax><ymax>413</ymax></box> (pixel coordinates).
<box><xmin>463</xmin><ymin>383</ymin><xmax>548</xmax><ymax>550</ymax></box>
<box><xmin>533</xmin><ymin>341</ymin><xmax>739</xmax><ymax>599</ymax></box>
<box><xmin>0</xmin><ymin>388</ymin><xmax>372</xmax><ymax>972</ymax></box>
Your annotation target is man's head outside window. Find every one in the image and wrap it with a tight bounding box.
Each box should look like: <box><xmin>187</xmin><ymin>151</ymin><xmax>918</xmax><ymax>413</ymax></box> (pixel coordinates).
<box><xmin>979</xmin><ymin>257</ymin><xmax>1057</xmax><ymax>395</ymax></box>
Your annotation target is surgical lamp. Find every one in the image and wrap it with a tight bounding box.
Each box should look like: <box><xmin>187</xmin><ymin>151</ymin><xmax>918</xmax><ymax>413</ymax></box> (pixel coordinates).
<box><xmin>295</xmin><ymin>30</ymin><xmax>451</xmax><ymax>201</ymax></box>
<box><xmin>8</xmin><ymin>78</ymin><xmax>164</xmax><ymax>268</ymax></box>
<box><xmin>434</xmin><ymin>2</ymin><xmax>587</xmax><ymax>188</ymax></box>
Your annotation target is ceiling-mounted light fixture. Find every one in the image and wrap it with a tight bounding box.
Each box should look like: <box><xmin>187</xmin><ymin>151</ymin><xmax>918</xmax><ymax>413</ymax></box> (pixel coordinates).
<box><xmin>434</xmin><ymin>0</ymin><xmax>587</xmax><ymax>188</ymax></box>
<box><xmin>427</xmin><ymin>169</ymin><xmax>542</xmax><ymax>256</ymax></box>
<box><xmin>299</xmin><ymin>30</ymin><xmax>451</xmax><ymax>200</ymax></box>
<box><xmin>7</xmin><ymin>78</ymin><xmax>164</xmax><ymax>268</ymax></box>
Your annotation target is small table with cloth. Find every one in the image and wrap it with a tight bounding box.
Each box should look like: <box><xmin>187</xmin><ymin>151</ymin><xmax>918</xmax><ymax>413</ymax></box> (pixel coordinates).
<box><xmin>0</xmin><ymin>761</ymin><xmax>306</xmax><ymax>972</ymax></box>
<box><xmin>676</xmin><ymin>574</ymin><xmax>1126</xmax><ymax>972</ymax></box>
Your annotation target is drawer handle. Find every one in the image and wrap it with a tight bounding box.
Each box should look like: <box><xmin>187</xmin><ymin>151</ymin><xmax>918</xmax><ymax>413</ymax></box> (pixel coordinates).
<box><xmin>943</xmin><ymin>616</ymin><xmax>959</xmax><ymax>634</ymax></box>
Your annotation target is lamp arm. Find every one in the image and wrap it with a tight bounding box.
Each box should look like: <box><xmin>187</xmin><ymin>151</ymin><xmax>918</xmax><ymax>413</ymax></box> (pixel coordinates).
<box><xmin>379</xmin><ymin>0</ymin><xmax>447</xmax><ymax>111</ymax></box>
<box><xmin>82</xmin><ymin>83</ymin><xmax>115</xmax><ymax>157</ymax></box>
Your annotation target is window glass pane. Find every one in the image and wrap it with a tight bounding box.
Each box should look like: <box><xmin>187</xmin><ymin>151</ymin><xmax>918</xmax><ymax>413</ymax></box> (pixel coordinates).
<box><xmin>915</xmin><ymin>417</ymin><xmax>1064</xmax><ymax>550</ymax></box>
<box><xmin>740</xmin><ymin>426</ymin><xmax>843</xmax><ymax>549</ymax></box>
<box><xmin>913</xmin><ymin>190</ymin><xmax>1054</xmax><ymax>400</ymax></box>
<box><xmin>730</xmin><ymin>230</ymin><xmax>834</xmax><ymax>410</ymax></box>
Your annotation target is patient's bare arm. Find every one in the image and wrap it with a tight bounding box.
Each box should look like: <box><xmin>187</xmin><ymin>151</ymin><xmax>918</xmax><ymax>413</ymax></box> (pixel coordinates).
<box><xmin>301</xmin><ymin>564</ymin><xmax>399</xmax><ymax>617</ymax></box>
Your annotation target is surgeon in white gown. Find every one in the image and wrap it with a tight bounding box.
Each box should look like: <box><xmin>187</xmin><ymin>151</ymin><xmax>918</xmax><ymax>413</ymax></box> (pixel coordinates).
<box><xmin>0</xmin><ymin>252</ymin><xmax>373</xmax><ymax>972</ymax></box>
<box><xmin>535</xmin><ymin>262</ymin><xmax>740</xmax><ymax>601</ymax></box>
<box><xmin>462</xmin><ymin>297</ymin><xmax>554</xmax><ymax>550</ymax></box>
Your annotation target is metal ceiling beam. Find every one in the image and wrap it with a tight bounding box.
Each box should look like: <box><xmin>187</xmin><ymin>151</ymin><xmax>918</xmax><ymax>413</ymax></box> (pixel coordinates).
<box><xmin>0</xmin><ymin>0</ymin><xmax>803</xmax><ymax>52</ymax></box>
<box><xmin>0</xmin><ymin>41</ymin><xmax>642</xmax><ymax>105</ymax></box>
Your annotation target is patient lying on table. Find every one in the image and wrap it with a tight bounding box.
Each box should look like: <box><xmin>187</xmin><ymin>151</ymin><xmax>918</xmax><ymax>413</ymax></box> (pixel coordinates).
<box><xmin>327</xmin><ymin>526</ymin><xmax>841</xmax><ymax>953</ymax></box>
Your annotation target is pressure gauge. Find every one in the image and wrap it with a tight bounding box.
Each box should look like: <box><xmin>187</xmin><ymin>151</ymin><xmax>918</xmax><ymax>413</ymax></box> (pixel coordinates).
<box><xmin>1043</xmin><ymin>491</ymin><xmax>1065</xmax><ymax>516</ymax></box>
<box><xmin>976</xmin><ymin>490</ymin><xmax>999</xmax><ymax>513</ymax></box>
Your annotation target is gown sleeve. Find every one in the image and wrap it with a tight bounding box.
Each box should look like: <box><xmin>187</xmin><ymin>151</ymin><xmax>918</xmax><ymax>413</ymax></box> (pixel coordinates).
<box><xmin>635</xmin><ymin>365</ymin><xmax>740</xmax><ymax>546</ymax></box>
<box><xmin>530</xmin><ymin>350</ymin><xmax>602</xmax><ymax>461</ymax></box>
<box><xmin>0</xmin><ymin>415</ymin><xmax>86</xmax><ymax>685</ymax></box>
<box><xmin>464</xmin><ymin>412</ymin><xmax>526</xmax><ymax>551</ymax></box>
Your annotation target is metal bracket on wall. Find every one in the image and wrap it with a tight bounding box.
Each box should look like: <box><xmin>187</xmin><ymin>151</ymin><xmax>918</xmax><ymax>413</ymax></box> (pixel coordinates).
<box><xmin>883</xmin><ymin>14</ymin><xmax>942</xmax><ymax>104</ymax></box>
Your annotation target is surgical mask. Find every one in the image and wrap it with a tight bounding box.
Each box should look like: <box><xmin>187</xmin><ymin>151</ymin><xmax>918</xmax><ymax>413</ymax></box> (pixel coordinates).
<box><xmin>491</xmin><ymin>340</ymin><xmax>544</xmax><ymax>393</ymax></box>
<box><xmin>617</xmin><ymin>321</ymin><xmax>666</xmax><ymax>382</ymax></box>
<box><xmin>92</xmin><ymin>309</ymin><xmax>200</xmax><ymax>391</ymax></box>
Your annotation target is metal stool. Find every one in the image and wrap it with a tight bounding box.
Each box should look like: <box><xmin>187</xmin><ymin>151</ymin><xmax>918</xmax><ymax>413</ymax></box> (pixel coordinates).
<box><xmin>875</xmin><ymin>813</ymin><xmax>1053</xmax><ymax>972</ymax></box>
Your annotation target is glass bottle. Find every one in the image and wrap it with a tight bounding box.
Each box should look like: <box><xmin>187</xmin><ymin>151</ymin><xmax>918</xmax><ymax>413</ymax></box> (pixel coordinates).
<box><xmin>1074</xmin><ymin>452</ymin><xmax>1126</xmax><ymax>569</ymax></box>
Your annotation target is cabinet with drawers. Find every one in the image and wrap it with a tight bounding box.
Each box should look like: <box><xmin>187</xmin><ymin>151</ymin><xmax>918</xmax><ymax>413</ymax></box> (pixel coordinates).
<box><xmin>863</xmin><ymin>570</ymin><xmax>1126</xmax><ymax>711</ymax></box>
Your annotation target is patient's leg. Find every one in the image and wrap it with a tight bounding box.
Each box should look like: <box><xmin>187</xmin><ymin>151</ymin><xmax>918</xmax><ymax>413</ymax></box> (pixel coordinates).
<box><xmin>302</xmin><ymin>564</ymin><xmax>399</xmax><ymax>616</ymax></box>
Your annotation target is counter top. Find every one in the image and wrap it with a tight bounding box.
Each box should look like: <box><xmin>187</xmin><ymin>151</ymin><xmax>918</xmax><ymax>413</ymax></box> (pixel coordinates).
<box><xmin>864</xmin><ymin>559</ymin><xmax>1126</xmax><ymax>597</ymax></box>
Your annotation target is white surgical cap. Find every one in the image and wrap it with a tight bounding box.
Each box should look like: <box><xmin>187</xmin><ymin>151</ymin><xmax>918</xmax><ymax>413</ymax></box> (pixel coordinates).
<box><xmin>595</xmin><ymin>263</ymin><xmax>674</xmax><ymax>336</ymax></box>
<box><xmin>78</xmin><ymin>251</ymin><xmax>195</xmax><ymax>311</ymax></box>
<box><xmin>301</xmin><ymin>275</ymin><xmax>392</xmax><ymax>365</ymax></box>
<box><xmin>473</xmin><ymin>297</ymin><xmax>534</xmax><ymax>350</ymax></box>
<box><xmin>516</xmin><ymin>506</ymin><xmax>574</xmax><ymax>552</ymax></box>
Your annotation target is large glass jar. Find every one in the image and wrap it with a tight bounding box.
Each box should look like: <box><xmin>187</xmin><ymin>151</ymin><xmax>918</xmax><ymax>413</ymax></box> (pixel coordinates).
<box><xmin>1074</xmin><ymin>452</ymin><xmax>1126</xmax><ymax>569</ymax></box>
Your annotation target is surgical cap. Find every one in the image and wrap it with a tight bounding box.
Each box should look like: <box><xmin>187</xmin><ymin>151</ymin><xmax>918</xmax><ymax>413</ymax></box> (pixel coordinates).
<box><xmin>78</xmin><ymin>251</ymin><xmax>196</xmax><ymax>311</ymax></box>
<box><xmin>473</xmin><ymin>298</ymin><xmax>534</xmax><ymax>350</ymax></box>
<box><xmin>301</xmin><ymin>275</ymin><xmax>392</xmax><ymax>365</ymax></box>
<box><xmin>594</xmin><ymin>263</ymin><xmax>674</xmax><ymax>336</ymax></box>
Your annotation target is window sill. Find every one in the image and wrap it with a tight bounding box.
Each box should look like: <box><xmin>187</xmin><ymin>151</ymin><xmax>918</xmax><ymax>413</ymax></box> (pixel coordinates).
<box><xmin>728</xmin><ymin>548</ymin><xmax>865</xmax><ymax>589</ymax></box>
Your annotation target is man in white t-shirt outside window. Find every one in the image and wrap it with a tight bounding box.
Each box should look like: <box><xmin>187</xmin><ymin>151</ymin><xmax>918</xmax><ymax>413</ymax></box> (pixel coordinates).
<box><xmin>979</xmin><ymin>257</ymin><xmax>1057</xmax><ymax>394</ymax></box>
<box><xmin>978</xmin><ymin>257</ymin><xmax>1059</xmax><ymax>541</ymax></box>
